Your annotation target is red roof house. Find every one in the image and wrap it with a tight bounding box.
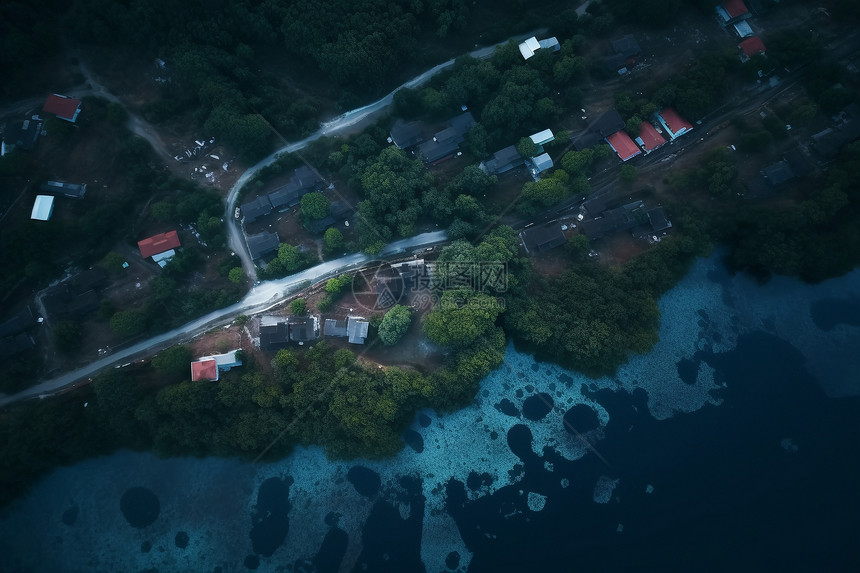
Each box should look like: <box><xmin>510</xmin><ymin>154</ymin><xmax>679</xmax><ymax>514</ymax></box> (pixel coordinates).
<box><xmin>635</xmin><ymin>122</ymin><xmax>667</xmax><ymax>153</ymax></box>
<box><xmin>191</xmin><ymin>358</ymin><xmax>219</xmax><ymax>381</ymax></box>
<box><xmin>606</xmin><ymin>131</ymin><xmax>641</xmax><ymax>161</ymax></box>
<box><xmin>739</xmin><ymin>37</ymin><xmax>766</xmax><ymax>58</ymax></box>
<box><xmin>138</xmin><ymin>230</ymin><xmax>181</xmax><ymax>259</ymax></box>
<box><xmin>723</xmin><ymin>0</ymin><xmax>749</xmax><ymax>19</ymax></box>
<box><xmin>656</xmin><ymin>108</ymin><xmax>693</xmax><ymax>140</ymax></box>
<box><xmin>43</xmin><ymin>94</ymin><xmax>82</xmax><ymax>123</ymax></box>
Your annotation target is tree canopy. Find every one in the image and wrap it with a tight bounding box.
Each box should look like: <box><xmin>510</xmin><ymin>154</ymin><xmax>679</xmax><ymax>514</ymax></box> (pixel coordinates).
<box><xmin>378</xmin><ymin>305</ymin><xmax>412</xmax><ymax>346</ymax></box>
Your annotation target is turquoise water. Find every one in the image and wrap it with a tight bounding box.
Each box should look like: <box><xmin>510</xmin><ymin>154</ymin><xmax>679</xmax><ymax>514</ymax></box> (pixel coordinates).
<box><xmin>1</xmin><ymin>254</ymin><xmax>858</xmax><ymax>572</ymax></box>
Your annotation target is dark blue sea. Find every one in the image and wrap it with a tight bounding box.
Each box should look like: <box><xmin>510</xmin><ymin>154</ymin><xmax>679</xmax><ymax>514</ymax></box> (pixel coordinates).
<box><xmin>2</xmin><ymin>254</ymin><xmax>859</xmax><ymax>573</ymax></box>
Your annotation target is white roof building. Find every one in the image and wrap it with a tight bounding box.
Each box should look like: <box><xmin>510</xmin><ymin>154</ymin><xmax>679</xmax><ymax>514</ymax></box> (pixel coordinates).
<box><xmin>530</xmin><ymin>129</ymin><xmax>555</xmax><ymax>146</ymax></box>
<box><xmin>733</xmin><ymin>21</ymin><xmax>754</xmax><ymax>38</ymax></box>
<box><xmin>528</xmin><ymin>153</ymin><xmax>554</xmax><ymax>179</ymax></box>
<box><xmin>31</xmin><ymin>195</ymin><xmax>54</xmax><ymax>221</ymax></box>
<box><xmin>347</xmin><ymin>316</ymin><xmax>369</xmax><ymax>344</ymax></box>
<box><xmin>518</xmin><ymin>37</ymin><xmax>541</xmax><ymax>60</ymax></box>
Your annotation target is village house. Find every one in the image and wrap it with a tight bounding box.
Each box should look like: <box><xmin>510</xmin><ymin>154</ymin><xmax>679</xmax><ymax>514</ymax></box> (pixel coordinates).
<box><xmin>715</xmin><ymin>0</ymin><xmax>750</xmax><ymax>26</ymax></box>
<box><xmin>1</xmin><ymin>116</ymin><xmax>42</xmax><ymax>156</ymax></box>
<box><xmin>418</xmin><ymin>112</ymin><xmax>475</xmax><ymax>164</ymax></box>
<box><xmin>656</xmin><ymin>108</ymin><xmax>693</xmax><ymax>140</ymax></box>
<box><xmin>42</xmin><ymin>267</ymin><xmax>107</xmax><ymax>320</ymax></box>
<box><xmin>635</xmin><ymin>121</ymin><xmax>668</xmax><ymax>154</ymax></box>
<box><xmin>606</xmin><ymin>130</ymin><xmax>641</xmax><ymax>161</ymax></box>
<box><xmin>606</xmin><ymin>34</ymin><xmax>642</xmax><ymax>73</ymax></box>
<box><xmin>246</xmin><ymin>231</ymin><xmax>280</xmax><ymax>261</ymax></box>
<box><xmin>259</xmin><ymin>315</ymin><xmax>320</xmax><ymax>350</ymax></box>
<box><xmin>738</xmin><ymin>36</ymin><xmax>766</xmax><ymax>62</ymax></box>
<box><xmin>519</xmin><ymin>222</ymin><xmax>567</xmax><ymax>254</ymax></box>
<box><xmin>190</xmin><ymin>350</ymin><xmax>242</xmax><ymax>382</ymax></box>
<box><xmin>240</xmin><ymin>195</ymin><xmax>273</xmax><ymax>224</ymax></box>
<box><xmin>30</xmin><ymin>195</ymin><xmax>54</xmax><ymax>221</ymax></box>
<box><xmin>40</xmin><ymin>181</ymin><xmax>87</xmax><ymax>199</ymax></box>
<box><xmin>43</xmin><ymin>94</ymin><xmax>82</xmax><ymax>123</ymax></box>
<box><xmin>480</xmin><ymin>145</ymin><xmax>524</xmax><ymax>175</ymax></box>
<box><xmin>138</xmin><ymin>230</ymin><xmax>181</xmax><ymax>267</ymax></box>
<box><xmin>580</xmin><ymin>201</ymin><xmax>672</xmax><ymax>243</ymax></box>
<box><xmin>518</xmin><ymin>36</ymin><xmax>560</xmax><ymax>60</ymax></box>
<box><xmin>571</xmin><ymin>108</ymin><xmax>625</xmax><ymax>150</ymax></box>
<box><xmin>388</xmin><ymin>119</ymin><xmax>425</xmax><ymax>149</ymax></box>
<box><xmin>346</xmin><ymin>316</ymin><xmax>369</xmax><ymax>344</ymax></box>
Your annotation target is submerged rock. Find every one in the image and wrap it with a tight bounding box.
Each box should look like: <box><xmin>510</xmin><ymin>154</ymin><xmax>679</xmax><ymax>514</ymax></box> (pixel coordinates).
<box><xmin>174</xmin><ymin>531</ymin><xmax>189</xmax><ymax>549</ymax></box>
<box><xmin>347</xmin><ymin>466</ymin><xmax>381</xmax><ymax>497</ymax></box>
<box><xmin>250</xmin><ymin>477</ymin><xmax>292</xmax><ymax>557</ymax></box>
<box><xmin>522</xmin><ymin>393</ymin><xmax>553</xmax><ymax>420</ymax></box>
<box><xmin>403</xmin><ymin>429</ymin><xmax>424</xmax><ymax>453</ymax></box>
<box><xmin>563</xmin><ymin>404</ymin><xmax>599</xmax><ymax>434</ymax></box>
<box><xmin>244</xmin><ymin>554</ymin><xmax>260</xmax><ymax>570</ymax></box>
<box><xmin>495</xmin><ymin>398</ymin><xmax>520</xmax><ymax>417</ymax></box>
<box><xmin>61</xmin><ymin>505</ymin><xmax>78</xmax><ymax>526</ymax></box>
<box><xmin>120</xmin><ymin>487</ymin><xmax>160</xmax><ymax>529</ymax></box>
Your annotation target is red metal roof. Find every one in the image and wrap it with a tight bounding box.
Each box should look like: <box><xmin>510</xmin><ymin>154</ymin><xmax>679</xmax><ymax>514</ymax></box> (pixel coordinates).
<box><xmin>638</xmin><ymin>122</ymin><xmax>667</xmax><ymax>152</ymax></box>
<box><xmin>43</xmin><ymin>94</ymin><xmax>81</xmax><ymax>121</ymax></box>
<box><xmin>138</xmin><ymin>230</ymin><xmax>181</xmax><ymax>258</ymax></box>
<box><xmin>659</xmin><ymin>108</ymin><xmax>693</xmax><ymax>136</ymax></box>
<box><xmin>722</xmin><ymin>0</ymin><xmax>748</xmax><ymax>18</ymax></box>
<box><xmin>191</xmin><ymin>358</ymin><xmax>218</xmax><ymax>381</ymax></box>
<box><xmin>739</xmin><ymin>36</ymin><xmax>766</xmax><ymax>56</ymax></box>
<box><xmin>606</xmin><ymin>131</ymin><xmax>641</xmax><ymax>161</ymax></box>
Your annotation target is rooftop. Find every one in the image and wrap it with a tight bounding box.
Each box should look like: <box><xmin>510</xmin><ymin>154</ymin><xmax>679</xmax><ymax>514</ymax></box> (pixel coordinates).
<box><xmin>241</xmin><ymin>195</ymin><xmax>273</xmax><ymax>223</ymax></box>
<box><xmin>31</xmin><ymin>195</ymin><xmax>54</xmax><ymax>221</ymax></box>
<box><xmin>138</xmin><ymin>230</ymin><xmax>181</xmax><ymax>259</ymax></box>
<box><xmin>723</xmin><ymin>0</ymin><xmax>749</xmax><ymax>19</ymax></box>
<box><xmin>520</xmin><ymin>223</ymin><xmax>566</xmax><ymax>254</ymax></box>
<box><xmin>636</xmin><ymin>122</ymin><xmax>667</xmax><ymax>153</ymax></box>
<box><xmin>43</xmin><ymin>94</ymin><xmax>82</xmax><ymax>122</ymax></box>
<box><xmin>246</xmin><ymin>231</ymin><xmax>280</xmax><ymax>260</ymax></box>
<box><xmin>739</xmin><ymin>36</ymin><xmax>766</xmax><ymax>57</ymax></box>
<box><xmin>324</xmin><ymin>318</ymin><xmax>348</xmax><ymax>337</ymax></box>
<box><xmin>40</xmin><ymin>180</ymin><xmax>86</xmax><ymax>199</ymax></box>
<box><xmin>611</xmin><ymin>34</ymin><xmax>641</xmax><ymax>58</ymax></box>
<box><xmin>347</xmin><ymin>316</ymin><xmax>369</xmax><ymax>344</ymax></box>
<box><xmin>389</xmin><ymin>119</ymin><xmax>425</xmax><ymax>149</ymax></box>
<box><xmin>606</xmin><ymin>131</ymin><xmax>641</xmax><ymax>161</ymax></box>
<box><xmin>518</xmin><ymin>36</ymin><xmax>541</xmax><ymax>59</ymax></box>
<box><xmin>588</xmin><ymin>108</ymin><xmax>625</xmax><ymax>137</ymax></box>
<box><xmin>191</xmin><ymin>358</ymin><xmax>219</xmax><ymax>381</ymax></box>
<box><xmin>657</xmin><ymin>108</ymin><xmax>693</xmax><ymax>138</ymax></box>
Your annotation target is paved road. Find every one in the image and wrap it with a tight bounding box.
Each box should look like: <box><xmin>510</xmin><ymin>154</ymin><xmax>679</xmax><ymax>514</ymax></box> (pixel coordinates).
<box><xmin>0</xmin><ymin>231</ymin><xmax>447</xmax><ymax>408</ymax></box>
<box><xmin>224</xmin><ymin>29</ymin><xmax>547</xmax><ymax>281</ymax></box>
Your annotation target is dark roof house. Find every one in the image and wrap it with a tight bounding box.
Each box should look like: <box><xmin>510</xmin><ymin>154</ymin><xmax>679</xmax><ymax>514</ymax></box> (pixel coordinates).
<box><xmin>519</xmin><ymin>223</ymin><xmax>566</xmax><ymax>254</ymax></box>
<box><xmin>419</xmin><ymin>112</ymin><xmax>475</xmax><ymax>164</ymax></box>
<box><xmin>0</xmin><ymin>333</ymin><xmax>35</xmax><ymax>359</ymax></box>
<box><xmin>611</xmin><ymin>34</ymin><xmax>642</xmax><ymax>59</ymax></box>
<box><xmin>241</xmin><ymin>195</ymin><xmax>273</xmax><ymax>223</ymax></box>
<box><xmin>43</xmin><ymin>94</ymin><xmax>82</xmax><ymax>123</ymax></box>
<box><xmin>481</xmin><ymin>145</ymin><xmax>524</xmax><ymax>175</ymax></box>
<box><xmin>2</xmin><ymin>117</ymin><xmax>42</xmax><ymax>155</ymax></box>
<box><xmin>40</xmin><ymin>181</ymin><xmax>87</xmax><ymax>199</ymax></box>
<box><xmin>389</xmin><ymin>119</ymin><xmax>425</xmax><ymax>149</ymax></box>
<box><xmin>305</xmin><ymin>215</ymin><xmax>336</xmax><ymax>234</ymax></box>
<box><xmin>288</xmin><ymin>316</ymin><xmax>318</xmax><ymax>342</ymax></box>
<box><xmin>246</xmin><ymin>231</ymin><xmax>280</xmax><ymax>260</ymax></box>
<box><xmin>324</xmin><ymin>318</ymin><xmax>348</xmax><ymax>337</ymax></box>
<box><xmin>0</xmin><ymin>306</ymin><xmax>36</xmax><ymax>339</ymax></box>
<box><xmin>588</xmin><ymin>109</ymin><xmax>625</xmax><ymax>138</ymax></box>
<box><xmin>580</xmin><ymin>201</ymin><xmax>649</xmax><ymax>240</ymax></box>
<box><xmin>260</xmin><ymin>315</ymin><xmax>290</xmax><ymax>351</ymax></box>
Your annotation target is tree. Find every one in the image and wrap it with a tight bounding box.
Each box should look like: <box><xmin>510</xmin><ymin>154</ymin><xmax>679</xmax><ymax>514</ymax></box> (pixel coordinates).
<box><xmin>290</xmin><ymin>298</ymin><xmax>307</xmax><ymax>315</ymax></box>
<box><xmin>101</xmin><ymin>251</ymin><xmax>126</xmax><ymax>273</ymax></box>
<box><xmin>323</xmin><ymin>227</ymin><xmax>344</xmax><ymax>254</ymax></box>
<box><xmin>110</xmin><ymin>310</ymin><xmax>147</xmax><ymax>337</ymax></box>
<box><xmin>301</xmin><ymin>192</ymin><xmax>330</xmax><ymax>220</ymax></box>
<box><xmin>516</xmin><ymin>136</ymin><xmax>540</xmax><ymax>158</ymax></box>
<box><xmin>151</xmin><ymin>345</ymin><xmax>191</xmax><ymax>381</ymax></box>
<box><xmin>379</xmin><ymin>305</ymin><xmax>411</xmax><ymax>346</ymax></box>
<box><xmin>228</xmin><ymin>267</ymin><xmax>245</xmax><ymax>283</ymax></box>
<box><xmin>53</xmin><ymin>320</ymin><xmax>82</xmax><ymax>353</ymax></box>
<box><xmin>620</xmin><ymin>164</ymin><xmax>638</xmax><ymax>183</ymax></box>
<box><xmin>423</xmin><ymin>290</ymin><xmax>504</xmax><ymax>347</ymax></box>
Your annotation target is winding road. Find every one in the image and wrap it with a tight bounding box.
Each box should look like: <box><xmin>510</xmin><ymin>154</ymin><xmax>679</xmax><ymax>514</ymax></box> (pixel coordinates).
<box><xmin>1</xmin><ymin>29</ymin><xmax>548</xmax><ymax>406</ymax></box>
